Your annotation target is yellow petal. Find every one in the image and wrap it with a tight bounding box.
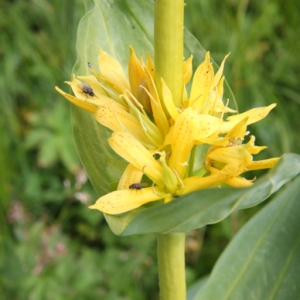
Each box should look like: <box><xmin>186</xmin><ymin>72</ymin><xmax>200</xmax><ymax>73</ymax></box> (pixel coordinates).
<box><xmin>212</xmin><ymin>77</ymin><xmax>236</xmax><ymax>114</ymax></box>
<box><xmin>77</xmin><ymin>75</ymin><xmax>106</xmax><ymax>97</ymax></box>
<box><xmin>224</xmin><ymin>176</ymin><xmax>254</xmax><ymax>188</ymax></box>
<box><xmin>64</xmin><ymin>74</ymin><xmax>87</xmax><ymax>100</ymax></box>
<box><xmin>88</xmin><ymin>63</ymin><xmax>121</xmax><ymax>103</ymax></box>
<box><xmin>65</xmin><ymin>74</ymin><xmax>104</xmax><ymax>101</ymax></box>
<box><xmin>211</xmin><ymin>53</ymin><xmax>230</xmax><ymax>91</ymax></box>
<box><xmin>207</xmin><ymin>145</ymin><xmax>253</xmax><ymax>167</ymax></box>
<box><xmin>247</xmin><ymin>145</ymin><xmax>267</xmax><ymax>155</ymax></box>
<box><xmin>158</xmin><ymin>126</ymin><xmax>173</xmax><ymax>150</ymax></box>
<box><xmin>98</xmin><ymin>47</ymin><xmax>130</xmax><ymax>93</ymax></box>
<box><xmin>247</xmin><ymin>143</ymin><xmax>267</xmax><ymax>155</ymax></box>
<box><xmin>144</xmin><ymin>67</ymin><xmax>170</xmax><ymax>136</ymax></box>
<box><xmin>217</xmin><ymin>76</ymin><xmax>225</xmax><ymax>100</ymax></box>
<box><xmin>122</xmin><ymin>92</ymin><xmax>163</xmax><ymax>148</ymax></box>
<box><xmin>169</xmin><ymin>108</ymin><xmax>200</xmax><ymax>177</ymax></box>
<box><xmin>221</xmin><ymin>104</ymin><xmax>277</xmax><ymax>133</ymax></box>
<box><xmin>183</xmin><ymin>157</ymin><xmax>252</xmax><ymax>194</ymax></box>
<box><xmin>160</xmin><ymin>152</ymin><xmax>179</xmax><ymax>194</ymax></box>
<box><xmin>246</xmin><ymin>157</ymin><xmax>280</xmax><ymax>171</ymax></box>
<box><xmin>227</xmin><ymin>103</ymin><xmax>277</xmax><ymax>124</ymax></box>
<box><xmin>108</xmin><ymin>132</ymin><xmax>164</xmax><ymax>187</ymax></box>
<box><xmin>196</xmin><ymin>137</ymin><xmax>229</xmax><ymax>146</ymax></box>
<box><xmin>182</xmin><ymin>173</ymin><xmax>228</xmax><ymax>194</ymax></box>
<box><xmin>128</xmin><ymin>46</ymin><xmax>145</xmax><ymax>98</ymax></box>
<box><xmin>183</xmin><ymin>55</ymin><xmax>193</xmax><ymax>85</ymax></box>
<box><xmin>244</xmin><ymin>135</ymin><xmax>267</xmax><ymax>154</ymax></box>
<box><xmin>226</xmin><ymin>117</ymin><xmax>248</xmax><ymax>138</ymax></box>
<box><xmin>135</xmin><ymin>79</ymin><xmax>152</xmax><ymax>115</ymax></box>
<box><xmin>197</xmin><ymin>114</ymin><xmax>222</xmax><ymax>138</ymax></box>
<box><xmin>190</xmin><ymin>52</ymin><xmax>214</xmax><ymax>110</ymax></box>
<box><xmin>145</xmin><ymin>52</ymin><xmax>155</xmax><ymax>79</ymax></box>
<box><xmin>94</xmin><ymin>104</ymin><xmax>153</xmax><ymax>148</ymax></box>
<box><xmin>161</xmin><ymin>78</ymin><xmax>179</xmax><ymax>121</ymax></box>
<box><xmin>63</xmin><ymin>74</ymin><xmax>118</xmax><ymax>108</ymax></box>
<box><xmin>210</xmin><ymin>162</ymin><xmax>249</xmax><ymax>179</ymax></box>
<box><xmin>89</xmin><ymin>186</ymin><xmax>165</xmax><ymax>214</ymax></box>
<box><xmin>65</xmin><ymin>74</ymin><xmax>126</xmax><ymax>109</ymax></box>
<box><xmin>117</xmin><ymin>164</ymin><xmax>144</xmax><ymax>190</ymax></box>
<box><xmin>55</xmin><ymin>86</ymin><xmax>97</xmax><ymax>113</ymax></box>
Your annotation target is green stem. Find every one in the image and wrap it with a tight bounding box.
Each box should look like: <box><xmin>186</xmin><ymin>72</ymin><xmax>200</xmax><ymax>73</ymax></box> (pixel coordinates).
<box><xmin>154</xmin><ymin>0</ymin><xmax>184</xmax><ymax>107</ymax></box>
<box><xmin>154</xmin><ymin>1</ymin><xmax>186</xmax><ymax>299</ymax></box>
<box><xmin>157</xmin><ymin>233</ymin><xmax>186</xmax><ymax>300</ymax></box>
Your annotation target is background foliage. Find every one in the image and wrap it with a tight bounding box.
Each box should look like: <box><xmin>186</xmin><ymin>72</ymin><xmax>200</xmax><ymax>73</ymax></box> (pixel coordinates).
<box><xmin>1</xmin><ymin>0</ymin><xmax>299</xmax><ymax>299</ymax></box>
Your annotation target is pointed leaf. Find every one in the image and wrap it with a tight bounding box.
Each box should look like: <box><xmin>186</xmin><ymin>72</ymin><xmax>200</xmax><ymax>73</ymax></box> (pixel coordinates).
<box><xmin>194</xmin><ymin>174</ymin><xmax>300</xmax><ymax>300</ymax></box>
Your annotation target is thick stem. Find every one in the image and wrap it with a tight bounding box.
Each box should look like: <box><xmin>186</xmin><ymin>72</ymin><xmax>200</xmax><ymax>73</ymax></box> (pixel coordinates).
<box><xmin>154</xmin><ymin>1</ymin><xmax>186</xmax><ymax>299</ymax></box>
<box><xmin>157</xmin><ymin>233</ymin><xmax>186</xmax><ymax>300</ymax></box>
<box><xmin>154</xmin><ymin>0</ymin><xmax>184</xmax><ymax>107</ymax></box>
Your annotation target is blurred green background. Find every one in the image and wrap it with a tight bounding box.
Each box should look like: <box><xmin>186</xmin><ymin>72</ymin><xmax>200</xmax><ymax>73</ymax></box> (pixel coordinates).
<box><xmin>1</xmin><ymin>0</ymin><xmax>299</xmax><ymax>299</ymax></box>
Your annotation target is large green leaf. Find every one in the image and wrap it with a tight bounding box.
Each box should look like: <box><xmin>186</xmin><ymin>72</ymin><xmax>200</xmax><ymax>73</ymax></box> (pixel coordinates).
<box><xmin>105</xmin><ymin>154</ymin><xmax>300</xmax><ymax>235</ymax></box>
<box><xmin>70</xmin><ymin>0</ymin><xmax>234</xmax><ymax>196</ymax></box>
<box><xmin>193</xmin><ymin>174</ymin><xmax>300</xmax><ymax>300</ymax></box>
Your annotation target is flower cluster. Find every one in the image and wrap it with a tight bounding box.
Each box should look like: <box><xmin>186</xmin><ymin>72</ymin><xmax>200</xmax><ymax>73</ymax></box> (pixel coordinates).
<box><xmin>56</xmin><ymin>47</ymin><xmax>279</xmax><ymax>215</ymax></box>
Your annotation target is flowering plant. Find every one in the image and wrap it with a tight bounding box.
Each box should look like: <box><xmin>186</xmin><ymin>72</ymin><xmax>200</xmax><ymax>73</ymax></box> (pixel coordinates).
<box><xmin>57</xmin><ymin>48</ymin><xmax>279</xmax><ymax>215</ymax></box>
<box><xmin>56</xmin><ymin>1</ymin><xmax>300</xmax><ymax>299</ymax></box>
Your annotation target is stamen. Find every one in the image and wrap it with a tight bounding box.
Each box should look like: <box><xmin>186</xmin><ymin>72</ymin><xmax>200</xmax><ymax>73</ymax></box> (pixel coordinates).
<box><xmin>111</xmin><ymin>105</ymin><xmax>131</xmax><ymax>133</ymax></box>
<box><xmin>172</xmin><ymin>169</ymin><xmax>185</xmax><ymax>191</ymax></box>
<box><xmin>140</xmin><ymin>85</ymin><xmax>159</xmax><ymax>107</ymax></box>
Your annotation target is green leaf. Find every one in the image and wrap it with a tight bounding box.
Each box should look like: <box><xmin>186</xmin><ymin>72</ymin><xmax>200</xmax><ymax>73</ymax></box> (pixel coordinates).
<box><xmin>193</xmin><ymin>174</ymin><xmax>300</xmax><ymax>300</ymax></box>
<box><xmin>187</xmin><ymin>276</ymin><xmax>208</xmax><ymax>300</ymax></box>
<box><xmin>105</xmin><ymin>154</ymin><xmax>300</xmax><ymax>235</ymax></box>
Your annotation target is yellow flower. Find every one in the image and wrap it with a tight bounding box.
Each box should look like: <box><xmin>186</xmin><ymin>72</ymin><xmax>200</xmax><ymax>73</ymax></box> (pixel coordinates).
<box><xmin>56</xmin><ymin>47</ymin><xmax>280</xmax><ymax>215</ymax></box>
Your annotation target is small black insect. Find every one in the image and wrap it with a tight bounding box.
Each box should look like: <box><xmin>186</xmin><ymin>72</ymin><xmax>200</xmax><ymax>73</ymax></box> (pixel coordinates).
<box><xmin>78</xmin><ymin>81</ymin><xmax>96</xmax><ymax>98</ymax></box>
<box><xmin>129</xmin><ymin>183</ymin><xmax>148</xmax><ymax>190</ymax></box>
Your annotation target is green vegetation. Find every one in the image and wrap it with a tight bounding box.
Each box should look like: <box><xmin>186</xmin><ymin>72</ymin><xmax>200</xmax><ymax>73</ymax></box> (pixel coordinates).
<box><xmin>1</xmin><ymin>0</ymin><xmax>299</xmax><ymax>299</ymax></box>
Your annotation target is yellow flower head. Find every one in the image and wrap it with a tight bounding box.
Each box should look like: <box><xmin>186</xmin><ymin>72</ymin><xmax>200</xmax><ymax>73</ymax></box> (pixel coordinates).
<box><xmin>56</xmin><ymin>47</ymin><xmax>280</xmax><ymax>215</ymax></box>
